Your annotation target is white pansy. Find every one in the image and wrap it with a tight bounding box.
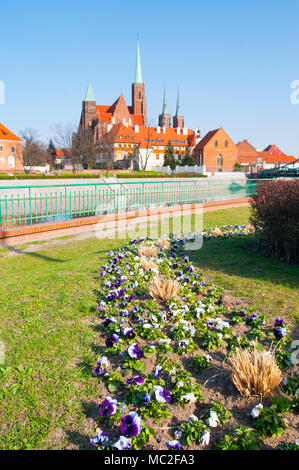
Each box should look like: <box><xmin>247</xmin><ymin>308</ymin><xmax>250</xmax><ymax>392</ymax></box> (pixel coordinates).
<box><xmin>188</xmin><ymin>415</ymin><xmax>198</xmax><ymax>422</ymax></box>
<box><xmin>176</xmin><ymin>381</ymin><xmax>184</xmax><ymax>388</ymax></box>
<box><xmin>251</xmin><ymin>403</ymin><xmax>263</xmax><ymax>418</ymax></box>
<box><xmin>183</xmin><ymin>393</ymin><xmax>197</xmax><ymax>403</ymax></box>
<box><xmin>207</xmin><ymin>411</ymin><xmax>219</xmax><ymax>428</ymax></box>
<box><xmin>200</xmin><ymin>430</ymin><xmax>210</xmax><ymax>447</ymax></box>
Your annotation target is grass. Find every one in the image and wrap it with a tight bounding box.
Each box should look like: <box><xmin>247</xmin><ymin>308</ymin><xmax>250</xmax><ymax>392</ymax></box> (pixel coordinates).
<box><xmin>0</xmin><ymin>205</ymin><xmax>298</xmax><ymax>449</ymax></box>
<box><xmin>190</xmin><ymin>207</ymin><xmax>299</xmax><ymax>321</ymax></box>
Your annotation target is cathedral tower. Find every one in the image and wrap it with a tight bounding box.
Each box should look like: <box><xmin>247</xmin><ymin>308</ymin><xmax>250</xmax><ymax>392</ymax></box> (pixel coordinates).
<box><xmin>81</xmin><ymin>82</ymin><xmax>97</xmax><ymax>130</ymax></box>
<box><xmin>158</xmin><ymin>86</ymin><xmax>171</xmax><ymax>128</ymax></box>
<box><xmin>131</xmin><ymin>37</ymin><xmax>147</xmax><ymax>125</ymax></box>
<box><xmin>173</xmin><ymin>89</ymin><xmax>184</xmax><ymax>128</ymax></box>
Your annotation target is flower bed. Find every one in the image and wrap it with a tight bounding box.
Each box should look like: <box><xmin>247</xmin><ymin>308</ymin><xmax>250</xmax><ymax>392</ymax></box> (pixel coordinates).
<box><xmin>88</xmin><ymin>233</ymin><xmax>299</xmax><ymax>450</ymax></box>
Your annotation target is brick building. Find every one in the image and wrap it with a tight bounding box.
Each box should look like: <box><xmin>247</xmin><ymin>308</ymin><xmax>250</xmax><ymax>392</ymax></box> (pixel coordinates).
<box><xmin>0</xmin><ymin>123</ymin><xmax>23</xmax><ymax>173</ymax></box>
<box><xmin>237</xmin><ymin>141</ymin><xmax>296</xmax><ymax>174</ymax></box>
<box><xmin>193</xmin><ymin>128</ymin><xmax>238</xmax><ymax>172</ymax></box>
<box><xmin>78</xmin><ymin>39</ymin><xmax>198</xmax><ymax>170</ymax></box>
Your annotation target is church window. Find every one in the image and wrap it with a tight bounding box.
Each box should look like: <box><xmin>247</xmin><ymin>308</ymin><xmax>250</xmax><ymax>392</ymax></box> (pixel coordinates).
<box><xmin>217</xmin><ymin>155</ymin><xmax>223</xmax><ymax>167</ymax></box>
<box><xmin>225</xmin><ymin>140</ymin><xmax>228</xmax><ymax>147</ymax></box>
<box><xmin>215</xmin><ymin>140</ymin><xmax>218</xmax><ymax>147</ymax></box>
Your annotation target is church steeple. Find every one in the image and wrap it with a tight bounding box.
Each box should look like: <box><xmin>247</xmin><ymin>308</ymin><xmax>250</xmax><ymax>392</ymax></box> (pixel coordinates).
<box><xmin>134</xmin><ymin>35</ymin><xmax>143</xmax><ymax>84</ymax></box>
<box><xmin>84</xmin><ymin>82</ymin><xmax>95</xmax><ymax>102</ymax></box>
<box><xmin>132</xmin><ymin>35</ymin><xmax>147</xmax><ymax>125</ymax></box>
<box><xmin>173</xmin><ymin>87</ymin><xmax>184</xmax><ymax>128</ymax></box>
<box><xmin>158</xmin><ymin>85</ymin><xmax>171</xmax><ymax>128</ymax></box>
<box><xmin>175</xmin><ymin>88</ymin><xmax>180</xmax><ymax>116</ymax></box>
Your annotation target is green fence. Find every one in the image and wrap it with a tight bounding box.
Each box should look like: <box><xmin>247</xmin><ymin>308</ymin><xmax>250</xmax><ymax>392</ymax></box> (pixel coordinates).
<box><xmin>0</xmin><ymin>179</ymin><xmax>258</xmax><ymax>228</ymax></box>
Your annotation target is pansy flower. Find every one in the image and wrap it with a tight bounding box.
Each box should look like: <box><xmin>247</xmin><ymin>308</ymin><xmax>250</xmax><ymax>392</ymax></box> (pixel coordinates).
<box><xmin>166</xmin><ymin>440</ymin><xmax>183</xmax><ymax>450</ymax></box>
<box><xmin>154</xmin><ymin>385</ymin><xmax>171</xmax><ymax>403</ymax></box>
<box><xmin>154</xmin><ymin>365</ymin><xmax>162</xmax><ymax>379</ymax></box>
<box><xmin>144</xmin><ymin>392</ymin><xmax>151</xmax><ymax>404</ymax></box>
<box><xmin>273</xmin><ymin>327</ymin><xmax>287</xmax><ymax>340</ymax></box>
<box><xmin>274</xmin><ymin>318</ymin><xmax>284</xmax><ymax>328</ymax></box>
<box><xmin>93</xmin><ymin>356</ymin><xmax>109</xmax><ymax>376</ymax></box>
<box><xmin>120</xmin><ymin>412</ymin><xmax>142</xmax><ymax>438</ymax></box>
<box><xmin>251</xmin><ymin>403</ymin><xmax>263</xmax><ymax>418</ymax></box>
<box><xmin>90</xmin><ymin>430</ymin><xmax>108</xmax><ymax>447</ymax></box>
<box><xmin>123</xmin><ymin>327</ymin><xmax>135</xmax><ymax>339</ymax></box>
<box><xmin>200</xmin><ymin>430</ymin><xmax>210</xmax><ymax>447</ymax></box>
<box><xmin>127</xmin><ymin>343</ymin><xmax>145</xmax><ymax>360</ymax></box>
<box><xmin>126</xmin><ymin>376</ymin><xmax>144</xmax><ymax>385</ymax></box>
<box><xmin>113</xmin><ymin>436</ymin><xmax>132</xmax><ymax>450</ymax></box>
<box><xmin>99</xmin><ymin>396</ymin><xmax>118</xmax><ymax>418</ymax></box>
<box><xmin>105</xmin><ymin>334</ymin><xmax>119</xmax><ymax>347</ymax></box>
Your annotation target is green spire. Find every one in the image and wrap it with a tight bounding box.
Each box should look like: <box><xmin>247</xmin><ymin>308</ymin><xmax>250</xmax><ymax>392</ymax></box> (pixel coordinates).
<box><xmin>175</xmin><ymin>88</ymin><xmax>180</xmax><ymax>116</ymax></box>
<box><xmin>162</xmin><ymin>85</ymin><xmax>167</xmax><ymax>113</ymax></box>
<box><xmin>134</xmin><ymin>35</ymin><xmax>143</xmax><ymax>84</ymax></box>
<box><xmin>84</xmin><ymin>82</ymin><xmax>95</xmax><ymax>102</ymax></box>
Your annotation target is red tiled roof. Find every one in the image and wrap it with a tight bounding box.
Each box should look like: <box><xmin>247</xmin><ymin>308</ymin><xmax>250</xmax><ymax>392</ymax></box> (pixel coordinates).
<box><xmin>193</xmin><ymin>129</ymin><xmax>220</xmax><ymax>152</ymax></box>
<box><xmin>260</xmin><ymin>144</ymin><xmax>296</xmax><ymax>163</ymax></box>
<box><xmin>263</xmin><ymin>144</ymin><xmax>285</xmax><ymax>156</ymax></box>
<box><xmin>260</xmin><ymin>153</ymin><xmax>296</xmax><ymax>163</ymax></box>
<box><xmin>102</xmin><ymin>124</ymin><xmax>195</xmax><ymax>149</ymax></box>
<box><xmin>0</xmin><ymin>123</ymin><xmax>22</xmax><ymax>141</ymax></box>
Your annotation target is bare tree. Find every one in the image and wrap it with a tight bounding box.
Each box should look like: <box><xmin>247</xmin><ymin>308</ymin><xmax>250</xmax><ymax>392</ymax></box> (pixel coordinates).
<box><xmin>135</xmin><ymin>121</ymin><xmax>155</xmax><ymax>171</ymax></box>
<box><xmin>50</xmin><ymin>122</ymin><xmax>80</xmax><ymax>172</ymax></box>
<box><xmin>73</xmin><ymin>128</ymin><xmax>96</xmax><ymax>169</ymax></box>
<box><xmin>19</xmin><ymin>128</ymin><xmax>48</xmax><ymax>174</ymax></box>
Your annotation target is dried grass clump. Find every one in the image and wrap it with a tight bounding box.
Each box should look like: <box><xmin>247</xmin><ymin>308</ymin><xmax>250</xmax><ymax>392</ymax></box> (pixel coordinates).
<box><xmin>211</xmin><ymin>226</ymin><xmax>223</xmax><ymax>236</ymax></box>
<box><xmin>156</xmin><ymin>238</ymin><xmax>171</xmax><ymax>249</ymax></box>
<box><xmin>141</xmin><ymin>257</ymin><xmax>158</xmax><ymax>273</ymax></box>
<box><xmin>228</xmin><ymin>343</ymin><xmax>282</xmax><ymax>397</ymax></box>
<box><xmin>138</xmin><ymin>245</ymin><xmax>158</xmax><ymax>258</ymax></box>
<box><xmin>246</xmin><ymin>224</ymin><xmax>255</xmax><ymax>232</ymax></box>
<box><xmin>149</xmin><ymin>277</ymin><xmax>181</xmax><ymax>301</ymax></box>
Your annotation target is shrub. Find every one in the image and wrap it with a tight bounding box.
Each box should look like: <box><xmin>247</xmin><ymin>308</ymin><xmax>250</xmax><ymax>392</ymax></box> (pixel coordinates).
<box><xmin>228</xmin><ymin>342</ymin><xmax>282</xmax><ymax>397</ymax></box>
<box><xmin>250</xmin><ymin>179</ymin><xmax>299</xmax><ymax>263</ymax></box>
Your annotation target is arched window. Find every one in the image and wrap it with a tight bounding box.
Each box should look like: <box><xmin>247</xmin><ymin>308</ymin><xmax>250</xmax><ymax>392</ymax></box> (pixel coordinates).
<box><xmin>215</xmin><ymin>140</ymin><xmax>218</xmax><ymax>147</ymax></box>
<box><xmin>139</xmin><ymin>91</ymin><xmax>141</xmax><ymax>99</ymax></box>
<box><xmin>225</xmin><ymin>140</ymin><xmax>228</xmax><ymax>147</ymax></box>
<box><xmin>11</xmin><ymin>145</ymin><xmax>16</xmax><ymax>153</ymax></box>
<box><xmin>217</xmin><ymin>154</ymin><xmax>223</xmax><ymax>167</ymax></box>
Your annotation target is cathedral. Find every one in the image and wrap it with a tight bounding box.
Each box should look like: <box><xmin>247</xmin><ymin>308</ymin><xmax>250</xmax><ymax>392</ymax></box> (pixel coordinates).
<box><xmin>78</xmin><ymin>39</ymin><xmax>198</xmax><ymax>170</ymax></box>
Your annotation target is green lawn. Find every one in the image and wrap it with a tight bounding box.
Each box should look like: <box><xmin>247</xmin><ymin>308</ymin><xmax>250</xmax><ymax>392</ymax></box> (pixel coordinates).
<box><xmin>0</xmin><ymin>206</ymin><xmax>298</xmax><ymax>449</ymax></box>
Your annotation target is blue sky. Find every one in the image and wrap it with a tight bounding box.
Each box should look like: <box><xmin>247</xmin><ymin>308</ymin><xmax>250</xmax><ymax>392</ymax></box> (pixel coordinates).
<box><xmin>1</xmin><ymin>0</ymin><xmax>299</xmax><ymax>154</ymax></box>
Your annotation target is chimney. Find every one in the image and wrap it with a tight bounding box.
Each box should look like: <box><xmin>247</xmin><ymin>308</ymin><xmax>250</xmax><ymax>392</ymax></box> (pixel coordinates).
<box><xmin>156</xmin><ymin>126</ymin><xmax>161</xmax><ymax>133</ymax></box>
<box><xmin>134</xmin><ymin>125</ymin><xmax>139</xmax><ymax>133</ymax></box>
<box><xmin>176</xmin><ymin>127</ymin><xmax>180</xmax><ymax>135</ymax></box>
<box><xmin>162</xmin><ymin>126</ymin><xmax>166</xmax><ymax>134</ymax></box>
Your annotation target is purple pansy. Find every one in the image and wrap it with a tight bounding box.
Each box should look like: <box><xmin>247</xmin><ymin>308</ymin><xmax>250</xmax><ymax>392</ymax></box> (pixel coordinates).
<box><xmin>273</xmin><ymin>327</ymin><xmax>287</xmax><ymax>340</ymax></box>
<box><xmin>166</xmin><ymin>440</ymin><xmax>183</xmax><ymax>450</ymax></box>
<box><xmin>105</xmin><ymin>334</ymin><xmax>119</xmax><ymax>347</ymax></box>
<box><xmin>90</xmin><ymin>430</ymin><xmax>109</xmax><ymax>447</ymax></box>
<box><xmin>113</xmin><ymin>436</ymin><xmax>132</xmax><ymax>450</ymax></box>
<box><xmin>274</xmin><ymin>318</ymin><xmax>284</xmax><ymax>328</ymax></box>
<box><xmin>126</xmin><ymin>376</ymin><xmax>144</xmax><ymax>385</ymax></box>
<box><xmin>120</xmin><ymin>412</ymin><xmax>142</xmax><ymax>438</ymax></box>
<box><xmin>154</xmin><ymin>365</ymin><xmax>162</xmax><ymax>379</ymax></box>
<box><xmin>98</xmin><ymin>396</ymin><xmax>118</xmax><ymax>418</ymax></box>
<box><xmin>123</xmin><ymin>327</ymin><xmax>135</xmax><ymax>339</ymax></box>
<box><xmin>154</xmin><ymin>385</ymin><xmax>171</xmax><ymax>403</ymax></box>
<box><xmin>127</xmin><ymin>343</ymin><xmax>144</xmax><ymax>360</ymax></box>
<box><xmin>144</xmin><ymin>392</ymin><xmax>151</xmax><ymax>404</ymax></box>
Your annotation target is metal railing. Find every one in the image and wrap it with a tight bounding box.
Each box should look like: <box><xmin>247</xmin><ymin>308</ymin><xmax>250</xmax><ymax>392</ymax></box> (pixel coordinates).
<box><xmin>0</xmin><ymin>179</ymin><xmax>258</xmax><ymax>228</ymax></box>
